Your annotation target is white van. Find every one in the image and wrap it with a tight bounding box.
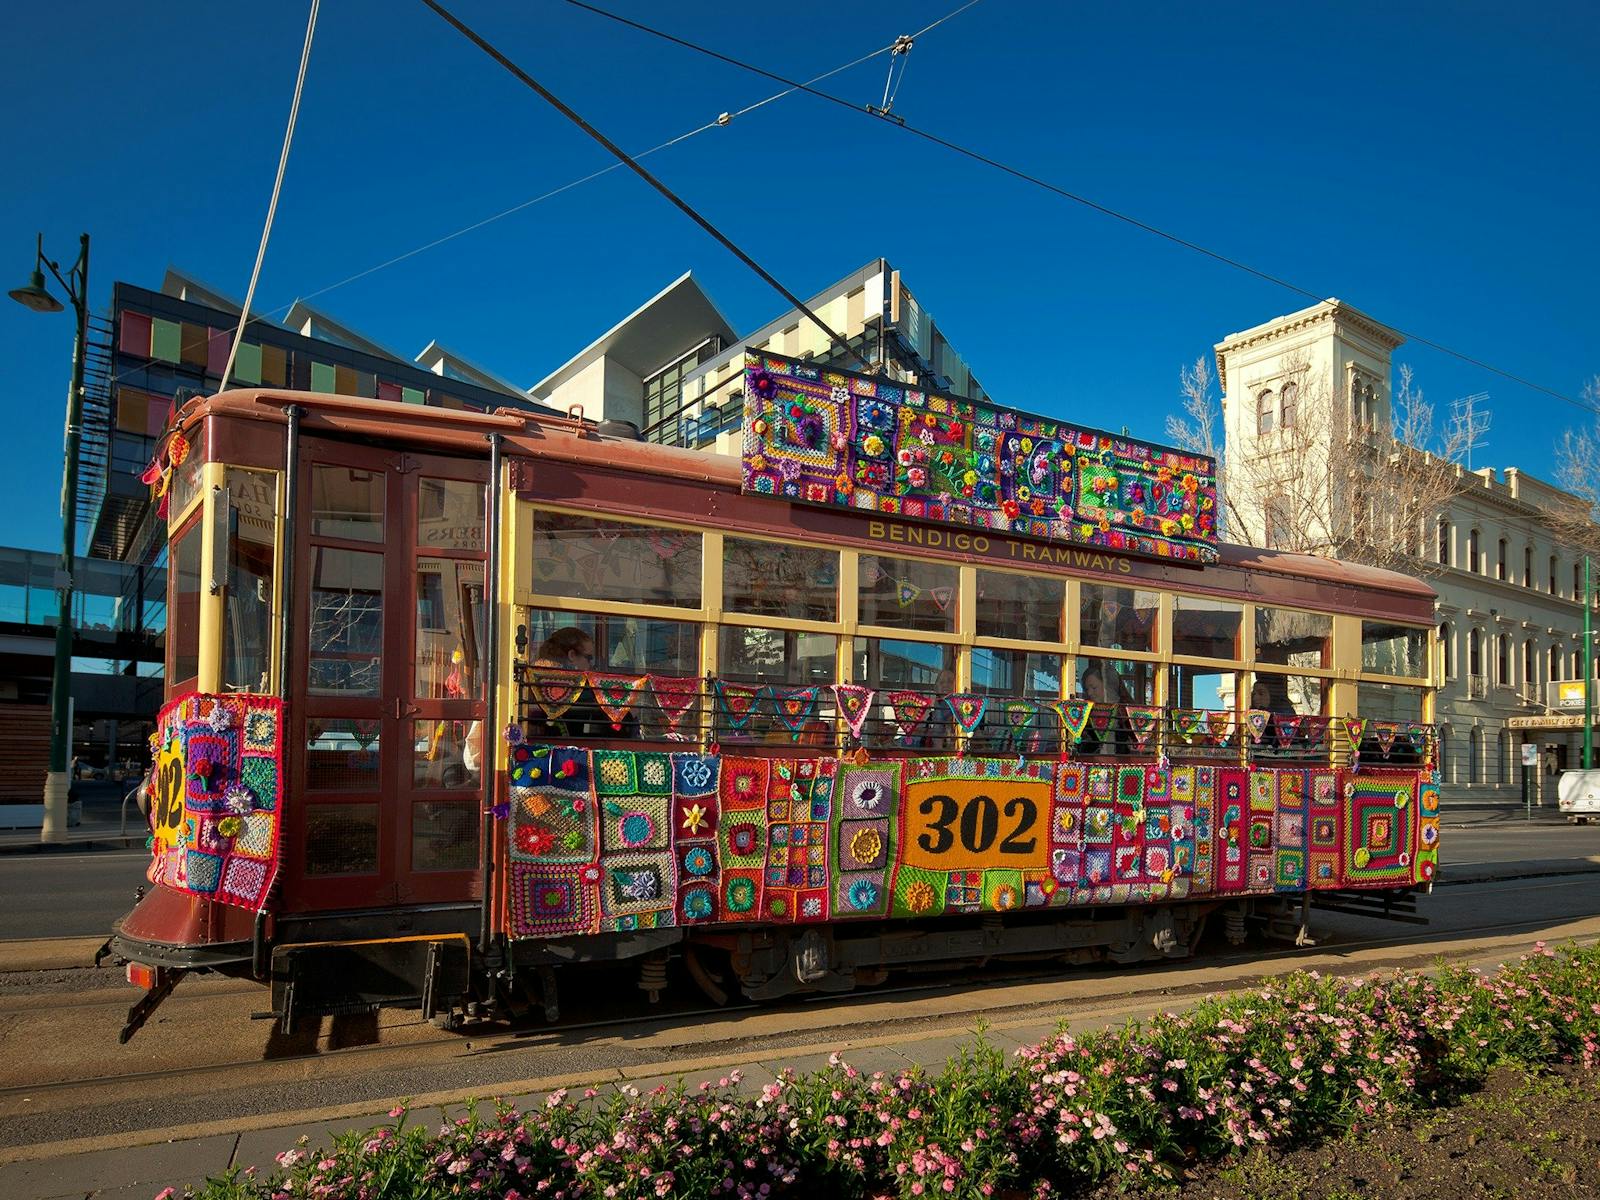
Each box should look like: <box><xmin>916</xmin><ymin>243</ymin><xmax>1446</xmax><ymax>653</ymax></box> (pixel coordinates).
<box><xmin>1556</xmin><ymin>769</ymin><xmax>1600</xmax><ymax>824</ymax></box>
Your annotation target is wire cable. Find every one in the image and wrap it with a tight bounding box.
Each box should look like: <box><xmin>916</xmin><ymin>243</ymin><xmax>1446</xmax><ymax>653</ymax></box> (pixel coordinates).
<box><xmin>218</xmin><ymin>0</ymin><xmax>320</xmax><ymax>392</ymax></box>
<box><xmin>420</xmin><ymin>0</ymin><xmax>871</xmax><ymax>372</ymax></box>
<box><xmin>560</xmin><ymin>0</ymin><xmax>1585</xmax><ymax>413</ymax></box>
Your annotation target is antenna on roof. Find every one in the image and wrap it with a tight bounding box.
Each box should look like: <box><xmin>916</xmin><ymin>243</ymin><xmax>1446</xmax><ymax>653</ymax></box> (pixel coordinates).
<box><xmin>1448</xmin><ymin>393</ymin><xmax>1492</xmax><ymax>470</ymax></box>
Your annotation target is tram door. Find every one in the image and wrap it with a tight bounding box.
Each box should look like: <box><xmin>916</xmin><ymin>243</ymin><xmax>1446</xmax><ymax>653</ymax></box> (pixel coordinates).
<box><xmin>286</xmin><ymin>443</ymin><xmax>487</xmax><ymax>911</ymax></box>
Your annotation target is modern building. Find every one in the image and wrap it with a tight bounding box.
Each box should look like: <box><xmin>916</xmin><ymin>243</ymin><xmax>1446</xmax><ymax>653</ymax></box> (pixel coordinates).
<box><xmin>1215</xmin><ymin>299</ymin><xmax>1600</xmax><ymax>802</ymax></box>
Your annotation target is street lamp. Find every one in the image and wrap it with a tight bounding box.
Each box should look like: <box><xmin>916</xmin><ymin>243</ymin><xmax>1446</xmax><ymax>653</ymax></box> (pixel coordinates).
<box><xmin>11</xmin><ymin>231</ymin><xmax>90</xmax><ymax>843</ymax></box>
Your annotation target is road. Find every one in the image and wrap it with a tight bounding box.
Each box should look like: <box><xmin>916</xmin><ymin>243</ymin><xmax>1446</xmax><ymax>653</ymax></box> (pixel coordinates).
<box><xmin>0</xmin><ymin>810</ymin><xmax>1596</xmax><ymax>1199</ymax></box>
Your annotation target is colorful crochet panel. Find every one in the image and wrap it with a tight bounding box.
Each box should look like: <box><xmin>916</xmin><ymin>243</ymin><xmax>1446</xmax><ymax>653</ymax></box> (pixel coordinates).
<box><xmin>503</xmin><ymin>748</ymin><xmax>1433</xmax><ymax>938</ymax></box>
<box><xmin>147</xmin><ymin>692</ymin><xmax>284</xmax><ymax>912</ymax></box>
<box><xmin>740</xmin><ymin>351</ymin><xmax>1219</xmax><ymax>563</ymax></box>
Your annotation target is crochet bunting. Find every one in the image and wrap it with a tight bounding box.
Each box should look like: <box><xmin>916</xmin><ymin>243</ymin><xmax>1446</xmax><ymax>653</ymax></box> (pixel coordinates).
<box><xmin>831</xmin><ymin>683</ymin><xmax>876</xmax><ymax>740</ymax></box>
<box><xmin>714</xmin><ymin>680</ymin><xmax>766</xmax><ymax>731</ymax></box>
<box><xmin>649</xmin><ymin>674</ymin><xmax>701</xmax><ymax>733</ymax></box>
<box><xmin>886</xmin><ymin>689</ymin><xmax>936</xmax><ymax>739</ymax></box>
<box><xmin>589</xmin><ymin>672</ymin><xmax>647</xmax><ymax>732</ymax></box>
<box><xmin>771</xmin><ymin>686</ymin><xmax>820</xmax><ymax>739</ymax></box>
<box><xmin>529</xmin><ymin>669</ymin><xmax>585</xmax><ymax>722</ymax></box>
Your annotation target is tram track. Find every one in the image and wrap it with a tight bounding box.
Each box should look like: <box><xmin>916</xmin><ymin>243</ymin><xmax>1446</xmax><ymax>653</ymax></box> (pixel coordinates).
<box><xmin>1</xmin><ymin>873</ymin><xmax>1596</xmax><ymax>1154</ymax></box>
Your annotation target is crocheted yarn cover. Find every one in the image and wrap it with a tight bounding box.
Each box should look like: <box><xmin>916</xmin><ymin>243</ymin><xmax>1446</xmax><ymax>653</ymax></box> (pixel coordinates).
<box><xmin>147</xmin><ymin>692</ymin><xmax>284</xmax><ymax>913</ymax></box>
<box><xmin>504</xmin><ymin>749</ymin><xmax>1435</xmax><ymax>939</ymax></box>
<box><xmin>740</xmin><ymin>350</ymin><xmax>1219</xmax><ymax>563</ymax></box>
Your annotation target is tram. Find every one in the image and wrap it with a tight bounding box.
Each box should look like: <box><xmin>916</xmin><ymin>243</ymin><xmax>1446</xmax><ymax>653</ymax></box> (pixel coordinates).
<box><xmin>103</xmin><ymin>351</ymin><xmax>1440</xmax><ymax>1041</ymax></box>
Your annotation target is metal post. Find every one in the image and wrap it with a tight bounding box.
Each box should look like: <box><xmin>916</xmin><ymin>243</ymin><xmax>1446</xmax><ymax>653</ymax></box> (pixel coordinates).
<box><xmin>478</xmin><ymin>433</ymin><xmax>502</xmax><ymax>955</ymax></box>
<box><xmin>42</xmin><ymin>234</ymin><xmax>90</xmax><ymax>844</ymax></box>
<box><xmin>1586</xmin><ymin>556</ymin><xmax>1593</xmax><ymax>772</ymax></box>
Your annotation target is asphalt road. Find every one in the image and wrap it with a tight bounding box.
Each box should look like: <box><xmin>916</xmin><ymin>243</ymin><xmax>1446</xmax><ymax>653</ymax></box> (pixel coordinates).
<box><xmin>0</xmin><ymin>851</ymin><xmax>149</xmax><ymax>941</ymax></box>
<box><xmin>0</xmin><ymin>805</ymin><xmax>1594</xmax><ymax>943</ymax></box>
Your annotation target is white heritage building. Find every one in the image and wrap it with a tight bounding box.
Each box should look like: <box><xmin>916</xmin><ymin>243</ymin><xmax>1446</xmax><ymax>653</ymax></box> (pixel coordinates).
<box><xmin>1215</xmin><ymin>299</ymin><xmax>1599</xmax><ymax>803</ymax></box>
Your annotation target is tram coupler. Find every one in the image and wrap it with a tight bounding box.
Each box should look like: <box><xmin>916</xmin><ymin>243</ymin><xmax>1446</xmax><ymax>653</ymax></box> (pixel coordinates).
<box><xmin>119</xmin><ymin>964</ymin><xmax>186</xmax><ymax>1044</ymax></box>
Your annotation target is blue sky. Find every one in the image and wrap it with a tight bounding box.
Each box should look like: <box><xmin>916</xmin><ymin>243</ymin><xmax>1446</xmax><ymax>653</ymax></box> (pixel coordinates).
<box><xmin>2</xmin><ymin>1</ymin><xmax>1596</xmax><ymax>556</ymax></box>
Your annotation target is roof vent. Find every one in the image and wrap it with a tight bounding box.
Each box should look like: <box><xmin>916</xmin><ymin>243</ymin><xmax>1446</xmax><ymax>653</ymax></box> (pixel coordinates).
<box><xmin>595</xmin><ymin>418</ymin><xmax>642</xmax><ymax>441</ymax></box>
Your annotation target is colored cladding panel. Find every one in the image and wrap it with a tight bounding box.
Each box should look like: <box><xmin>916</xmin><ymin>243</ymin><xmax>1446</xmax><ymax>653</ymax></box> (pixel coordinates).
<box><xmin>500</xmin><ymin>745</ymin><xmax>1434</xmax><ymax>940</ymax></box>
<box><xmin>232</xmin><ymin>341</ymin><xmax>262</xmax><ymax>385</ymax></box>
<box><xmin>740</xmin><ymin>350</ymin><xmax>1219</xmax><ymax>564</ymax></box>
<box><xmin>119</xmin><ymin>311</ymin><xmax>152</xmax><ymax>357</ymax></box>
<box><xmin>310</xmin><ymin>362</ymin><xmax>336</xmax><ymax>393</ymax></box>
<box><xmin>402</xmin><ymin>386</ymin><xmax>425</xmax><ymax>405</ymax></box>
<box><xmin>151</xmin><ymin>318</ymin><xmax>182</xmax><ymax>364</ymax></box>
<box><xmin>146</xmin><ymin>692</ymin><xmax>285</xmax><ymax>913</ymax></box>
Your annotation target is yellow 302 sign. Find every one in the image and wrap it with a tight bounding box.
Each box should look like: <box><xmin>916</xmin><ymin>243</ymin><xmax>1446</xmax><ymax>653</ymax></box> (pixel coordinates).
<box><xmin>151</xmin><ymin>737</ymin><xmax>188</xmax><ymax>847</ymax></box>
<box><xmin>900</xmin><ymin>777</ymin><xmax>1052</xmax><ymax>873</ymax></box>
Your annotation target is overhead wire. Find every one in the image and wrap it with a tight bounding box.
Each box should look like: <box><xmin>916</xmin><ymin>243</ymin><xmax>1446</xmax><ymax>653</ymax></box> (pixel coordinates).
<box><xmin>218</xmin><ymin>0</ymin><xmax>320</xmax><ymax>392</ymax></box>
<box><xmin>559</xmin><ymin>0</ymin><xmax>1587</xmax><ymax>415</ymax></box>
<box><xmin>419</xmin><ymin>0</ymin><xmax>873</xmax><ymax>372</ymax></box>
<box><xmin>99</xmin><ymin>3</ymin><xmax>970</xmax><ymax>396</ymax></box>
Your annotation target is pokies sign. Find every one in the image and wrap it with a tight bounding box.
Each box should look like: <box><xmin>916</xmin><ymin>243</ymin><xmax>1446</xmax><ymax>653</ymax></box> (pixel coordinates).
<box><xmin>740</xmin><ymin>351</ymin><xmax>1219</xmax><ymax>563</ymax></box>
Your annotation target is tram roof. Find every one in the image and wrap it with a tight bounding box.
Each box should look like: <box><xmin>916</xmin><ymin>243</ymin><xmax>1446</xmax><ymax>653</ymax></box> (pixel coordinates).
<box><xmin>183</xmin><ymin>388</ymin><xmax>1439</xmax><ymax>612</ymax></box>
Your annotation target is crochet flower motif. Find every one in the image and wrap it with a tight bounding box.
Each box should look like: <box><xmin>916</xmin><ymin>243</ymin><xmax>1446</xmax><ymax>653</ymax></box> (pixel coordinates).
<box><xmin>206</xmin><ymin>705</ymin><xmax>234</xmax><ymax>733</ymax></box>
<box><xmin>849</xmin><ymin>779</ymin><xmax>883</xmax><ymax>812</ymax></box>
<box><xmin>682</xmin><ymin>846</ymin><xmax>713</xmax><ymax>877</ymax></box>
<box><xmin>223</xmin><ymin>784</ymin><xmax>254</xmax><ymax>816</ymax></box>
<box><xmin>849</xmin><ymin>827</ymin><xmax>883</xmax><ymax>865</ymax></box>
<box><xmin>728</xmin><ymin>769</ymin><xmax>762</xmax><ymax>807</ymax></box>
<box><xmin>848</xmin><ymin>879</ymin><xmax>881</xmax><ymax>912</ymax></box>
<box><xmin>515</xmin><ymin>824</ymin><xmax>556</xmax><ymax>857</ymax></box>
<box><xmin>904</xmin><ymin>880</ymin><xmax>936</xmax><ymax>914</ymax></box>
<box><xmin>725</xmin><ymin>876</ymin><xmax>756</xmax><ymax>913</ymax></box>
<box><xmin>991</xmin><ymin>884</ymin><xmax>1019</xmax><ymax>912</ymax></box>
<box><xmin>680</xmin><ymin>802</ymin><xmax>709</xmax><ymax>835</ymax></box>
<box><xmin>618</xmin><ymin>812</ymin><xmax>654</xmax><ymax>848</ymax></box>
<box><xmin>682</xmin><ymin>888</ymin><xmax>714</xmax><ymax>920</ymax></box>
<box><xmin>619</xmin><ymin>869</ymin><xmax>660</xmax><ymax>901</ymax></box>
<box><xmin>728</xmin><ymin>822</ymin><xmax>759</xmax><ymax>856</ymax></box>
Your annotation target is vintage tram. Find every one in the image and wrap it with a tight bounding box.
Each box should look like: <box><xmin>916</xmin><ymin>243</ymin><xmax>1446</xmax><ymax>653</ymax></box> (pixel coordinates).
<box><xmin>104</xmin><ymin>352</ymin><xmax>1440</xmax><ymax>1041</ymax></box>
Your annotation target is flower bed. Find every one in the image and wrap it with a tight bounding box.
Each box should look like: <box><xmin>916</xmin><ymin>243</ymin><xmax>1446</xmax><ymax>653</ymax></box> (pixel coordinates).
<box><xmin>176</xmin><ymin>942</ymin><xmax>1600</xmax><ymax>1200</ymax></box>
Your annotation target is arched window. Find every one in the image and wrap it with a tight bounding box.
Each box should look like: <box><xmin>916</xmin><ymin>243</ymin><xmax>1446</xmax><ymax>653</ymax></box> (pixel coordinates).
<box><xmin>1552</xmin><ymin>644</ymin><xmax>1564</xmax><ymax>681</ymax></box>
<box><xmin>1437</xmin><ymin>519</ymin><xmax>1451</xmax><ymax>566</ymax></box>
<box><xmin>1499</xmin><ymin>730</ymin><xmax>1511</xmax><ymax>784</ymax></box>
<box><xmin>1440</xmin><ymin>622</ymin><xmax>1453</xmax><ymax>678</ymax></box>
<box><xmin>1524</xmin><ymin>640</ymin><xmax>1535</xmax><ymax>696</ymax></box>
<box><xmin>1257</xmin><ymin>390</ymin><xmax>1275</xmax><ymax>436</ymax></box>
<box><xmin>1577</xmin><ymin>562</ymin><xmax>1584</xmax><ymax>600</ymax></box>
<box><xmin>1469</xmin><ymin>628</ymin><xmax>1482</xmax><ymax>677</ymax></box>
<box><xmin>1524</xmin><ymin>545</ymin><xmax>1533</xmax><ymax>587</ymax></box>
<box><xmin>1550</xmin><ymin>554</ymin><xmax>1559</xmax><ymax>594</ymax></box>
<box><xmin>1468</xmin><ymin>529</ymin><xmax>1481</xmax><ymax>573</ymax></box>
<box><xmin>1497</xmin><ymin>634</ymin><xmax>1509</xmax><ymax>685</ymax></box>
<box><xmin>1279</xmin><ymin>381</ymin><xmax>1298</xmax><ymax>430</ymax></box>
<box><xmin>1469</xmin><ymin>728</ymin><xmax>1483</xmax><ymax>784</ymax></box>
<box><xmin>1497</xmin><ymin>538</ymin><xmax>1507</xmax><ymax>581</ymax></box>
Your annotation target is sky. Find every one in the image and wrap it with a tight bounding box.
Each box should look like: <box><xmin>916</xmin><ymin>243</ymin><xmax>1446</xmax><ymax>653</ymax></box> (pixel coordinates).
<box><xmin>1</xmin><ymin>0</ymin><xmax>1596</xmax><ymax>557</ymax></box>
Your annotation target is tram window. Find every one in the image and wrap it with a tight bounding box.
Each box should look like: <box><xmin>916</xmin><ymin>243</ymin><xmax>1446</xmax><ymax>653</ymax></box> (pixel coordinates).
<box><xmin>411</xmin><ymin>719</ymin><xmax>479</xmax><ymax>789</ymax></box>
<box><xmin>1079</xmin><ymin>584</ymin><xmax>1159</xmax><ymax>653</ymax></box>
<box><xmin>1357</xmin><ymin>683</ymin><xmax>1425</xmax><ymax>762</ymax></box>
<box><xmin>531</xmin><ymin>511</ymin><xmax>701</xmax><ymax>607</ymax></box>
<box><xmin>1073</xmin><ymin>657</ymin><xmax>1152</xmax><ymax>704</ymax></box>
<box><xmin>1256</xmin><ymin>606</ymin><xmax>1332</xmax><ymax>669</ymax></box>
<box><xmin>306</xmin><ymin>719</ymin><xmax>382</xmax><ymax>790</ymax></box>
<box><xmin>311</xmin><ymin>467</ymin><xmax>384</xmax><ymax>543</ymax></box>
<box><xmin>971</xmin><ymin>648</ymin><xmax>1063</xmax><ymax>697</ymax></box>
<box><xmin>170</xmin><ymin>449</ymin><xmax>205</xmax><ymax>519</ymax></box>
<box><xmin>308</xmin><ymin>548</ymin><xmax>384</xmax><ymax>697</ymax></box>
<box><xmin>975</xmin><ymin>570</ymin><xmax>1064</xmax><ymax>642</ymax></box>
<box><xmin>525</xmin><ymin>609</ymin><xmax>700</xmax><ymax>676</ymax></box>
<box><xmin>412</xmin><ymin>799</ymin><xmax>477</xmax><ymax>872</ymax></box>
<box><xmin>1166</xmin><ymin>665</ymin><xmax>1242</xmax><ymax>712</ymax></box>
<box><xmin>1361</xmin><ymin>621</ymin><xmax>1428</xmax><ymax>678</ymax></box>
<box><xmin>855</xmin><ymin>637</ymin><xmax>955</xmax><ymax>689</ymax></box>
<box><xmin>223</xmin><ymin>468</ymin><xmax>276</xmax><ymax>693</ymax></box>
<box><xmin>169</xmin><ymin>521</ymin><xmax>202</xmax><ymax>686</ymax></box>
<box><xmin>718</xmin><ymin>626</ymin><xmax>836</xmax><ymax>686</ymax></box>
<box><xmin>415</xmin><ymin>558</ymin><xmax>485</xmax><ymax>699</ymax></box>
<box><xmin>304</xmin><ymin>803</ymin><xmax>380</xmax><ymax>875</ymax></box>
<box><xmin>858</xmin><ymin>554</ymin><xmax>957</xmax><ymax>633</ymax></box>
<box><xmin>417</xmin><ymin>480</ymin><xmax>485</xmax><ymax>550</ymax></box>
<box><xmin>1171</xmin><ymin>595</ymin><xmax>1242</xmax><ymax>659</ymax></box>
<box><xmin>723</xmin><ymin>538</ymin><xmax>838</xmax><ymax>621</ymax></box>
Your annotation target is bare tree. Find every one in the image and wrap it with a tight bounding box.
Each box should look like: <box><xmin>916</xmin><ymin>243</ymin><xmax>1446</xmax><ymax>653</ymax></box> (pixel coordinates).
<box><xmin>1166</xmin><ymin>355</ymin><xmax>1472</xmax><ymax>574</ymax></box>
<box><xmin>1548</xmin><ymin>374</ymin><xmax>1600</xmax><ymax>554</ymax></box>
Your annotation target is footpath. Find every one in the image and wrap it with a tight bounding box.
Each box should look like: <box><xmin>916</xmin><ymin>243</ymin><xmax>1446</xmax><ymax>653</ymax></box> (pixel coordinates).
<box><xmin>1</xmin><ymin>799</ymin><xmax>1597</xmax><ymax>1200</ymax></box>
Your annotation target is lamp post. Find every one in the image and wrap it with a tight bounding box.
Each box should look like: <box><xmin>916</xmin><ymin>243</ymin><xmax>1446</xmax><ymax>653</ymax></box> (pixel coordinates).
<box><xmin>10</xmin><ymin>232</ymin><xmax>90</xmax><ymax>843</ymax></box>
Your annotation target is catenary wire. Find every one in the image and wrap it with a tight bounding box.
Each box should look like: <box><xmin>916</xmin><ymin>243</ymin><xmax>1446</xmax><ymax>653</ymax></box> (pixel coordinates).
<box><xmin>218</xmin><ymin>0</ymin><xmax>320</xmax><ymax>392</ymax></box>
<box><xmin>97</xmin><ymin>9</ymin><xmax>967</xmax><ymax>397</ymax></box>
<box><xmin>560</xmin><ymin>0</ymin><xmax>1588</xmax><ymax>415</ymax></box>
<box><xmin>420</xmin><ymin>0</ymin><xmax>872</xmax><ymax>373</ymax></box>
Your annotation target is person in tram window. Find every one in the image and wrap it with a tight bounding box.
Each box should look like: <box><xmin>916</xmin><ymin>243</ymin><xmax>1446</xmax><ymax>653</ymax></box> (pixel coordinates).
<box><xmin>1250</xmin><ymin>676</ymin><xmax>1298</xmax><ymax>757</ymax></box>
<box><xmin>531</xmin><ymin>626</ymin><xmax>611</xmax><ymax>740</ymax></box>
<box><xmin>917</xmin><ymin>668</ymin><xmax>958</xmax><ymax>754</ymax></box>
<box><xmin>1078</xmin><ymin>663</ymin><xmax>1130</xmax><ymax>757</ymax></box>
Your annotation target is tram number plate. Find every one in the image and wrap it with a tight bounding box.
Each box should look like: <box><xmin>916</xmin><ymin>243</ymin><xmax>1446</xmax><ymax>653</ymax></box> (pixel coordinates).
<box><xmin>900</xmin><ymin>778</ymin><xmax>1051</xmax><ymax>872</ymax></box>
<box><xmin>151</xmin><ymin>738</ymin><xmax>187</xmax><ymax>846</ymax></box>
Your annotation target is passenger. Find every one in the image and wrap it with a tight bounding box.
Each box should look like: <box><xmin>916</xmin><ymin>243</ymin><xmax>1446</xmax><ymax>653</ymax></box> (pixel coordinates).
<box><xmin>1250</xmin><ymin>677</ymin><xmax>1299</xmax><ymax>756</ymax></box>
<box><xmin>920</xmin><ymin>668</ymin><xmax>958</xmax><ymax>754</ymax></box>
<box><xmin>530</xmin><ymin>626</ymin><xmax>608</xmax><ymax>740</ymax></box>
<box><xmin>1078</xmin><ymin>664</ymin><xmax>1130</xmax><ymax>757</ymax></box>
